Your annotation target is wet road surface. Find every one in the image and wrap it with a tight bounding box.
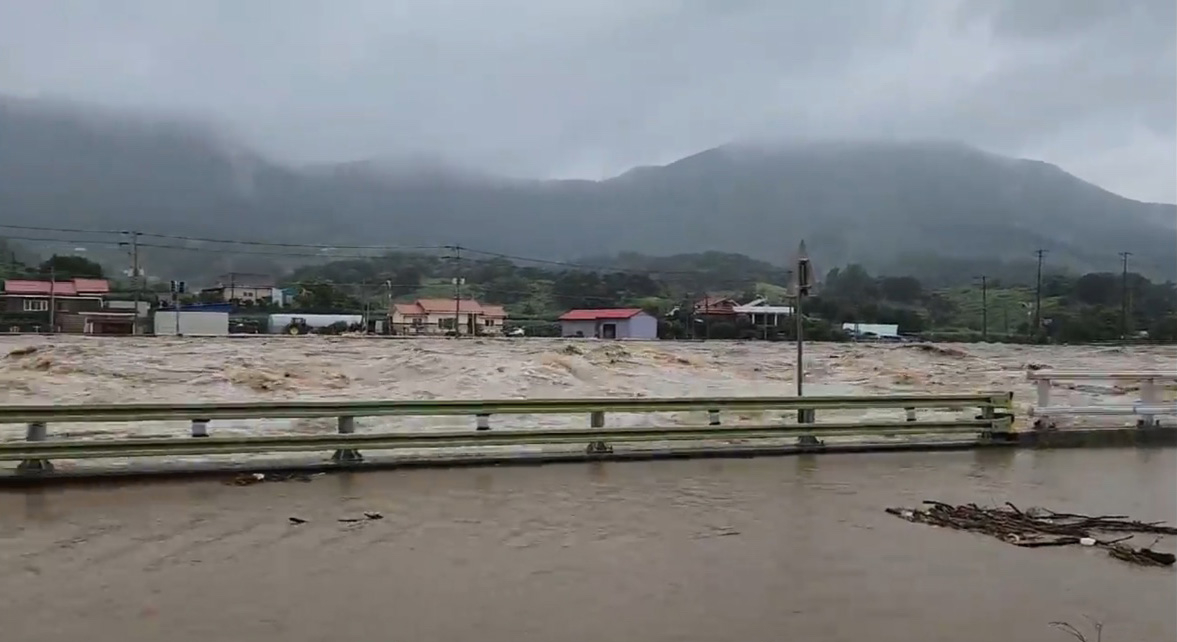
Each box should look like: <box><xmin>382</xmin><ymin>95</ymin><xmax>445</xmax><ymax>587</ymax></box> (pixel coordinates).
<box><xmin>1</xmin><ymin>448</ymin><xmax>1174</xmax><ymax>642</ymax></box>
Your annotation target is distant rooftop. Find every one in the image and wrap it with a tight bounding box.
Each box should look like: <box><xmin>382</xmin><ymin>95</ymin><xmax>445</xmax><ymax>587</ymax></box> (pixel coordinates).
<box><xmin>559</xmin><ymin>308</ymin><xmax>645</xmax><ymax>321</ymax></box>
<box><xmin>2</xmin><ymin>278</ymin><xmax>110</xmax><ymax>296</ymax></box>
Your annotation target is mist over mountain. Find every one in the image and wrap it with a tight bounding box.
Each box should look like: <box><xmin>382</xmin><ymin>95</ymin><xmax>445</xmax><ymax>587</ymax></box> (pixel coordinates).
<box><xmin>2</xmin><ymin>96</ymin><xmax>1173</xmax><ymax>280</ymax></box>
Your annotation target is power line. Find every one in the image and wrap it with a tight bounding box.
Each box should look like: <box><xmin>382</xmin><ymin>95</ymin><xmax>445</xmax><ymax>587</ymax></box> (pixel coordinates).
<box><xmin>0</xmin><ymin>233</ymin><xmax>442</xmax><ymax>260</ymax></box>
<box><xmin>455</xmin><ymin>246</ymin><xmax>736</xmax><ymax>277</ymax></box>
<box><xmin>0</xmin><ymin>223</ymin><xmax>445</xmax><ymax>252</ymax></box>
<box><xmin>0</xmin><ymin>232</ymin><xmax>777</xmax><ymax>287</ymax></box>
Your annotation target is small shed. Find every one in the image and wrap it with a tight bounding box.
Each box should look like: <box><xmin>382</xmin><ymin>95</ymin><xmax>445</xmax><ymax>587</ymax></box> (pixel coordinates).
<box><xmin>558</xmin><ymin>308</ymin><xmax>658</xmax><ymax>340</ymax></box>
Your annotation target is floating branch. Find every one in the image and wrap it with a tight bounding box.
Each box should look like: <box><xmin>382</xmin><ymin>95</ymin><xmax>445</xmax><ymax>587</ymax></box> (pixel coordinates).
<box><xmin>886</xmin><ymin>501</ymin><xmax>1176</xmax><ymax>567</ymax></box>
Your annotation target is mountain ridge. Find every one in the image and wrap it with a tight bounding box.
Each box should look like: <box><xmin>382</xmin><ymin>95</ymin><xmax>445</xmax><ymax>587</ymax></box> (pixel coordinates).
<box><xmin>1</xmin><ymin>96</ymin><xmax>1173</xmax><ymax>279</ymax></box>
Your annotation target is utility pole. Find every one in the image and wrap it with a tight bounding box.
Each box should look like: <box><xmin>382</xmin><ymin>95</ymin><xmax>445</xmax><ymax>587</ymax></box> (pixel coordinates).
<box><xmin>126</xmin><ymin>231</ymin><xmax>141</xmax><ymax>335</ymax></box>
<box><xmin>359</xmin><ymin>280</ymin><xmax>368</xmax><ymax>333</ymax></box>
<box><xmin>48</xmin><ymin>265</ymin><xmax>56</xmax><ymax>333</ymax></box>
<box><xmin>384</xmin><ymin>280</ymin><xmax>393</xmax><ymax>335</ymax></box>
<box><xmin>450</xmin><ymin>245</ymin><xmax>464</xmax><ymax>337</ymax></box>
<box><xmin>703</xmin><ymin>293</ymin><xmax>710</xmax><ymax>340</ymax></box>
<box><xmin>1119</xmin><ymin>251</ymin><xmax>1132</xmax><ymax>340</ymax></box>
<box><xmin>1032</xmin><ymin>249</ymin><xmax>1046</xmax><ymax>338</ymax></box>
<box><xmin>978</xmin><ymin>275</ymin><xmax>988</xmax><ymax>342</ymax></box>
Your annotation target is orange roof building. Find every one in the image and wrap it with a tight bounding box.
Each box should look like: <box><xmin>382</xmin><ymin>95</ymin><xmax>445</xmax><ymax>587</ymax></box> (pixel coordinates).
<box><xmin>389</xmin><ymin>298</ymin><xmax>507</xmax><ymax>336</ymax></box>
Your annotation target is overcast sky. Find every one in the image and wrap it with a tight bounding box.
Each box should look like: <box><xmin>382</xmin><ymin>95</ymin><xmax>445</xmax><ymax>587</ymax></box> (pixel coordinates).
<box><xmin>1</xmin><ymin>0</ymin><xmax>1174</xmax><ymax>202</ymax></box>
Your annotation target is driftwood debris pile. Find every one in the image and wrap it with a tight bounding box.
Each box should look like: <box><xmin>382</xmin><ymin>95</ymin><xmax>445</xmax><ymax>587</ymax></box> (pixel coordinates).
<box><xmin>886</xmin><ymin>501</ymin><xmax>1177</xmax><ymax>567</ymax></box>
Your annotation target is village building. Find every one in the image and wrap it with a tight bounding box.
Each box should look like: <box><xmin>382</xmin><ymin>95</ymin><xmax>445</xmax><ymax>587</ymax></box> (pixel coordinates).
<box><xmin>733</xmin><ymin>298</ymin><xmax>795</xmax><ymax>327</ymax></box>
<box><xmin>199</xmin><ymin>273</ymin><xmax>282</xmax><ymax>304</ymax></box>
<box><xmin>0</xmin><ymin>278</ymin><xmax>130</xmax><ymax>333</ymax></box>
<box><xmin>693</xmin><ymin>296</ymin><xmax>740</xmax><ymax>320</ymax></box>
<box><xmin>558</xmin><ymin>308</ymin><xmax>658</xmax><ymax>340</ymax></box>
<box><xmin>390</xmin><ymin>299</ymin><xmax>507</xmax><ymax>336</ymax></box>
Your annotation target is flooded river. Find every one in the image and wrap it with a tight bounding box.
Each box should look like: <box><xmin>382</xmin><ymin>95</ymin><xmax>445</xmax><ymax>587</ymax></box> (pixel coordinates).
<box><xmin>2</xmin><ymin>338</ymin><xmax>1174</xmax><ymax>445</ymax></box>
<box><xmin>2</xmin><ymin>447</ymin><xmax>1173</xmax><ymax>641</ymax></box>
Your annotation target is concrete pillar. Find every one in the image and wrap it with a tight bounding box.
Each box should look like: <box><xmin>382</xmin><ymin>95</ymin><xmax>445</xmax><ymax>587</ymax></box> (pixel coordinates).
<box><xmin>331</xmin><ymin>416</ymin><xmax>363</xmax><ymax>462</ymax></box>
<box><xmin>17</xmin><ymin>421</ymin><xmax>54</xmax><ymax>473</ymax></box>
<box><xmin>191</xmin><ymin>419</ymin><xmax>210</xmax><ymax>438</ymax></box>
<box><xmin>904</xmin><ymin>407</ymin><xmax>917</xmax><ymax>422</ymax></box>
<box><xmin>707</xmin><ymin>409</ymin><xmax>721</xmax><ymax>426</ymax></box>
<box><xmin>476</xmin><ymin>414</ymin><xmax>491</xmax><ymax>431</ymax></box>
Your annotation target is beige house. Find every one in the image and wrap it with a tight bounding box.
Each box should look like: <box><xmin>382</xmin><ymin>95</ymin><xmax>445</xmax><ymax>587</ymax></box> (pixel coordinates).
<box><xmin>199</xmin><ymin>273</ymin><xmax>278</xmax><ymax>303</ymax></box>
<box><xmin>390</xmin><ymin>298</ymin><xmax>507</xmax><ymax>336</ymax></box>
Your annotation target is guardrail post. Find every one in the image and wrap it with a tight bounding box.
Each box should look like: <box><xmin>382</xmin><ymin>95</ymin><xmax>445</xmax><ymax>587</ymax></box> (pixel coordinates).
<box><xmin>707</xmin><ymin>409</ymin><xmax>720</xmax><ymax>426</ymax></box>
<box><xmin>1033</xmin><ymin>378</ymin><xmax>1053</xmax><ymax>430</ymax></box>
<box><xmin>978</xmin><ymin>404</ymin><xmax>996</xmax><ymax>440</ymax></box>
<box><xmin>331</xmin><ymin>416</ymin><xmax>363</xmax><ymax>462</ymax></box>
<box><xmin>586</xmin><ymin>411</ymin><xmax>611</xmax><ymax>454</ymax></box>
<box><xmin>191</xmin><ymin>419</ymin><xmax>209</xmax><ymax>438</ymax></box>
<box><xmin>1138</xmin><ymin>378</ymin><xmax>1160</xmax><ymax>428</ymax></box>
<box><xmin>475</xmin><ymin>414</ymin><xmax>491</xmax><ymax>431</ymax></box>
<box><xmin>795</xmin><ymin>413</ymin><xmax>821</xmax><ymax>447</ymax></box>
<box><xmin>17</xmin><ymin>421</ymin><xmax>54</xmax><ymax>473</ymax></box>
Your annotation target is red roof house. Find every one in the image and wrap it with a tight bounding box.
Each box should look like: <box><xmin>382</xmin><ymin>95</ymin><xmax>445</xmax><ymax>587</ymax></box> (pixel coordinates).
<box><xmin>557</xmin><ymin>308</ymin><xmax>645</xmax><ymax>321</ymax></box>
<box><xmin>1</xmin><ymin>278</ymin><xmax>113</xmax><ymax>332</ymax></box>
<box><xmin>557</xmin><ymin>308</ymin><xmax>658</xmax><ymax>339</ymax></box>
<box><xmin>2</xmin><ymin>278</ymin><xmax>110</xmax><ymax>297</ymax></box>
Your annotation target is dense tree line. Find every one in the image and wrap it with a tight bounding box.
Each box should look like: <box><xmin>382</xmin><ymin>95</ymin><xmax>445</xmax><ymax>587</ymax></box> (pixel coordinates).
<box><xmin>278</xmin><ymin>253</ymin><xmax>1176</xmax><ymax>343</ymax></box>
<box><xmin>3</xmin><ymin>244</ymin><xmax>1172</xmax><ymax>343</ymax></box>
<box><xmin>809</xmin><ymin>264</ymin><xmax>1177</xmax><ymax>343</ymax></box>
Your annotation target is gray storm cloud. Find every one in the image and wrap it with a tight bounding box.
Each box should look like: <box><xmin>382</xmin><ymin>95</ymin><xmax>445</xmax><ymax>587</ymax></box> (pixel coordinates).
<box><xmin>0</xmin><ymin>0</ymin><xmax>1173</xmax><ymax>202</ymax></box>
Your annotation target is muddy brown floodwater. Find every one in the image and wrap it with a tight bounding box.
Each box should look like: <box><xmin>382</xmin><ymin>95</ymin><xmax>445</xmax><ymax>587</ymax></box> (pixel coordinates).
<box><xmin>1</xmin><ymin>448</ymin><xmax>1173</xmax><ymax>642</ymax></box>
<box><xmin>2</xmin><ymin>338</ymin><xmax>1175</xmax><ymax>452</ymax></box>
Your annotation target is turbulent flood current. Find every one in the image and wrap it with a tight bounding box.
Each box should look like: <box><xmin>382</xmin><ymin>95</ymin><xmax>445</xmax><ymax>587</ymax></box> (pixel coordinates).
<box><xmin>0</xmin><ymin>337</ymin><xmax>1174</xmax><ymax>641</ymax></box>
<box><xmin>0</xmin><ymin>336</ymin><xmax>1173</xmax><ymax>437</ymax></box>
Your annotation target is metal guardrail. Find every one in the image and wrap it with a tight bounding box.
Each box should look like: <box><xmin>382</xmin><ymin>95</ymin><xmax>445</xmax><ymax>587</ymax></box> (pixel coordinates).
<box><xmin>0</xmin><ymin>393</ymin><xmax>1013</xmax><ymax>423</ymax></box>
<box><xmin>0</xmin><ymin>393</ymin><xmax>1014</xmax><ymax>473</ymax></box>
<box><xmin>1027</xmin><ymin>371</ymin><xmax>1176</xmax><ymax>429</ymax></box>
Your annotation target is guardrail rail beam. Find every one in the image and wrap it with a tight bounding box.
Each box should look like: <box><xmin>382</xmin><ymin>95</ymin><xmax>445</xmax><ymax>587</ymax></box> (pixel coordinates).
<box><xmin>1027</xmin><ymin>371</ymin><xmax>1176</xmax><ymax>430</ymax></box>
<box><xmin>0</xmin><ymin>393</ymin><xmax>1014</xmax><ymax>473</ymax></box>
